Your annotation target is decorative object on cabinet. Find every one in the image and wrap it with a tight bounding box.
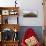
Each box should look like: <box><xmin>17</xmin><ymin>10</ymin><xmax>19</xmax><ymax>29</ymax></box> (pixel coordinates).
<box><xmin>2</xmin><ymin>10</ymin><xmax>9</xmax><ymax>15</ymax></box>
<box><xmin>2</xmin><ymin>29</ymin><xmax>13</xmax><ymax>41</ymax></box>
<box><xmin>5</xmin><ymin>18</ymin><xmax>8</xmax><ymax>24</ymax></box>
<box><xmin>1</xmin><ymin>28</ymin><xmax>19</xmax><ymax>41</ymax></box>
<box><xmin>9</xmin><ymin>9</ymin><xmax>18</xmax><ymax>15</ymax></box>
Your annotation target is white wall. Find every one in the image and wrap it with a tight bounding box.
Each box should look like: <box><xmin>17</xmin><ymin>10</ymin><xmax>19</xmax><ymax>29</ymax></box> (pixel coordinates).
<box><xmin>0</xmin><ymin>0</ymin><xmax>44</xmax><ymax>26</ymax></box>
<box><xmin>18</xmin><ymin>0</ymin><xmax>44</xmax><ymax>26</ymax></box>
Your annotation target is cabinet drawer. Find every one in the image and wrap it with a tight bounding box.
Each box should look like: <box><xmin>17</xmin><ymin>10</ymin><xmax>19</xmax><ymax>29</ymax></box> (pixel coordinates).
<box><xmin>2</xmin><ymin>41</ymin><xmax>18</xmax><ymax>46</ymax></box>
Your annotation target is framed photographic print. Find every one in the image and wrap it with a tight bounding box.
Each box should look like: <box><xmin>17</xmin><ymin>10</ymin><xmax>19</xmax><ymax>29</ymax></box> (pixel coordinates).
<box><xmin>23</xmin><ymin>10</ymin><xmax>38</xmax><ymax>17</ymax></box>
<box><xmin>2</xmin><ymin>10</ymin><xmax>9</xmax><ymax>15</ymax></box>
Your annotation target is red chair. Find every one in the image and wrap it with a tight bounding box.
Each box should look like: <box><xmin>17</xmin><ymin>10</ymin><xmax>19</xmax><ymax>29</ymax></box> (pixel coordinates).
<box><xmin>21</xmin><ymin>28</ymin><xmax>41</xmax><ymax>46</ymax></box>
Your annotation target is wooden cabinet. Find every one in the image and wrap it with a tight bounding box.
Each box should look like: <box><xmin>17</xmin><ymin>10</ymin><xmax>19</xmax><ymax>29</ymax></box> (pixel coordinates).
<box><xmin>0</xmin><ymin>7</ymin><xmax>19</xmax><ymax>24</ymax></box>
<box><xmin>0</xmin><ymin>7</ymin><xmax>20</xmax><ymax>46</ymax></box>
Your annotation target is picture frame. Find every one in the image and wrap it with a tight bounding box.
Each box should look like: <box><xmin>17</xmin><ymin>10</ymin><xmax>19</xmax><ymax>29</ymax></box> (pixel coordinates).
<box><xmin>2</xmin><ymin>10</ymin><xmax>9</xmax><ymax>15</ymax></box>
<box><xmin>23</xmin><ymin>10</ymin><xmax>38</xmax><ymax>17</ymax></box>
